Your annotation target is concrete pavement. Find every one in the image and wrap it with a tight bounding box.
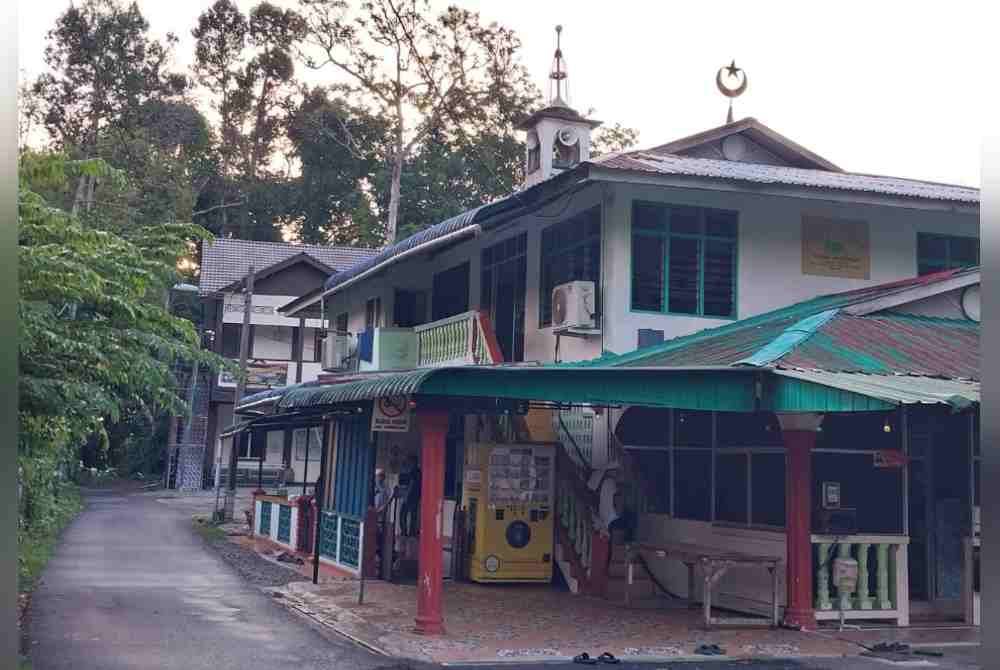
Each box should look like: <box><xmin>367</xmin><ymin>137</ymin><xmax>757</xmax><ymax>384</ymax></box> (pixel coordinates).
<box><xmin>26</xmin><ymin>488</ymin><xmax>396</xmax><ymax>670</ymax></box>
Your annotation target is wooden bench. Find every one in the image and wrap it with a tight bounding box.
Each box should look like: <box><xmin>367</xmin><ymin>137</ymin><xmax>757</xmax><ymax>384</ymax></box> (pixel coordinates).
<box><xmin>625</xmin><ymin>541</ymin><xmax>782</xmax><ymax>628</ymax></box>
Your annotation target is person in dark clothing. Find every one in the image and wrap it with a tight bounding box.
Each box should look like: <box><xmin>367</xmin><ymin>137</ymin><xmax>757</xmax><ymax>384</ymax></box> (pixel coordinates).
<box><xmin>398</xmin><ymin>455</ymin><xmax>421</xmax><ymax>536</ymax></box>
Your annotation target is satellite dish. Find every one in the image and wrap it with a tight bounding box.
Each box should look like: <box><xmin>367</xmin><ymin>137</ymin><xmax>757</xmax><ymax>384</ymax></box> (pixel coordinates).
<box><xmin>961</xmin><ymin>285</ymin><xmax>981</xmax><ymax>322</ymax></box>
<box><xmin>557</xmin><ymin>127</ymin><xmax>578</xmax><ymax>146</ymax></box>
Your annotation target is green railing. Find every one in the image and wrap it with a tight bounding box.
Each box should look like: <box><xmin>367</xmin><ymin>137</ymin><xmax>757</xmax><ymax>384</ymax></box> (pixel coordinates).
<box><xmin>277</xmin><ymin>504</ymin><xmax>292</xmax><ymax>544</ymax></box>
<box><xmin>812</xmin><ymin>534</ymin><xmax>909</xmax><ymax>625</ymax></box>
<box><xmin>259</xmin><ymin>501</ymin><xmax>272</xmax><ymax>537</ymax></box>
<box><xmin>415</xmin><ymin>311</ymin><xmax>498</xmax><ymax>368</ymax></box>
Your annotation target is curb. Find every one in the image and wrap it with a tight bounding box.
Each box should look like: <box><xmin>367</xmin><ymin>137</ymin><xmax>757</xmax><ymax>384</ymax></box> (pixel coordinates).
<box><xmin>442</xmin><ymin>652</ymin><xmax>853</xmax><ymax>666</ymax></box>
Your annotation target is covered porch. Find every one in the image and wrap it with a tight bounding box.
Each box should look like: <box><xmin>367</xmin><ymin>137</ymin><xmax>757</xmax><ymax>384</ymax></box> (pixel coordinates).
<box><xmin>232</xmin><ymin>363</ymin><xmax>979</xmax><ymax>636</ymax></box>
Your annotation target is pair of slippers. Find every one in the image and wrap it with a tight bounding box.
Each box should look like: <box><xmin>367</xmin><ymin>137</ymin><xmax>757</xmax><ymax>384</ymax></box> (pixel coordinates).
<box><xmin>694</xmin><ymin>643</ymin><xmax>726</xmax><ymax>656</ymax></box>
<box><xmin>572</xmin><ymin>652</ymin><xmax>620</xmax><ymax>664</ymax></box>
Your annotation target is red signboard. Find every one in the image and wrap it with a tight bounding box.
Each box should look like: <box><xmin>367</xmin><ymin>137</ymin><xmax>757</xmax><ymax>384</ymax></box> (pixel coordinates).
<box><xmin>873</xmin><ymin>450</ymin><xmax>909</xmax><ymax>468</ymax></box>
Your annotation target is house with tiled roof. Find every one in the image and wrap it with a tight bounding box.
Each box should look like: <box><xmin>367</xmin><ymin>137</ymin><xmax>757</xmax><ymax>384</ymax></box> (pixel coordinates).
<box><xmin>252</xmin><ymin>39</ymin><xmax>979</xmax><ymax>634</ymax></box>
<box><xmin>187</xmin><ymin>238</ymin><xmax>377</xmax><ymax>490</ymax></box>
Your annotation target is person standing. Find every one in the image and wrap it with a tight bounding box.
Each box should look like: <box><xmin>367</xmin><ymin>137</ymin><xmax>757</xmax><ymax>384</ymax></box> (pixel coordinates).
<box><xmin>398</xmin><ymin>454</ymin><xmax>421</xmax><ymax>536</ymax></box>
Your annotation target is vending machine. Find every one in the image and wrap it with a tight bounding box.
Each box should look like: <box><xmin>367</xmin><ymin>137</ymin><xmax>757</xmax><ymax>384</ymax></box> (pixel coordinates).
<box><xmin>461</xmin><ymin>442</ymin><xmax>556</xmax><ymax>583</ymax></box>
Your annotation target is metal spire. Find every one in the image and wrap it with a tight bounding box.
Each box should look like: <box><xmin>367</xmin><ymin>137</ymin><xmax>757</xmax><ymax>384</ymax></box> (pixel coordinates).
<box><xmin>549</xmin><ymin>25</ymin><xmax>569</xmax><ymax>107</ymax></box>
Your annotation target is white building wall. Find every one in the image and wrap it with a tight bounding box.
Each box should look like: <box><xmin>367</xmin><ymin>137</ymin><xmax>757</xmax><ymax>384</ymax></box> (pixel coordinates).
<box><xmin>599</xmin><ymin>181</ymin><xmax>978</xmax><ymax>356</ymax></box>
<box><xmin>325</xmin><ymin>181</ymin><xmax>977</xmax><ymax>362</ymax></box>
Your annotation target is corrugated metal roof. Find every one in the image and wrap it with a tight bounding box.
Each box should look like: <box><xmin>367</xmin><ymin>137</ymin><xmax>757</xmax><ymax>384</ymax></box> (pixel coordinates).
<box><xmin>781</xmin><ymin>314</ymin><xmax>979</xmax><ymax>379</ymax></box>
<box><xmin>579</xmin><ymin>267</ymin><xmax>978</xmax><ymax>370</ymax></box>
<box><xmin>277</xmin><ymin>369</ymin><xmax>439</xmax><ymax>410</ymax></box>
<box><xmin>772</xmin><ymin>369</ymin><xmax>978</xmax><ymax>409</ymax></box>
<box><xmin>591</xmin><ymin>152</ymin><xmax>979</xmax><ymax>204</ymax></box>
<box><xmin>200</xmin><ymin>238</ymin><xmax>378</xmax><ymax>294</ymax></box>
<box><xmin>324</xmin><ymin>207</ymin><xmax>486</xmax><ymax>293</ymax></box>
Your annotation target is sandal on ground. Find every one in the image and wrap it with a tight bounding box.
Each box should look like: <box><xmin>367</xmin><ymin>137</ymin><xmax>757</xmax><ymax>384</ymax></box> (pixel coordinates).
<box><xmin>573</xmin><ymin>652</ymin><xmax>598</xmax><ymax>665</ymax></box>
<box><xmin>597</xmin><ymin>652</ymin><xmax>620</xmax><ymax>664</ymax></box>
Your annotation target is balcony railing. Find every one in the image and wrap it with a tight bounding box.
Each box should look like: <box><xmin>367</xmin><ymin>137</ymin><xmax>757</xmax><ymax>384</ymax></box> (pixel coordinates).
<box><xmin>414</xmin><ymin>310</ymin><xmax>502</xmax><ymax>368</ymax></box>
<box><xmin>811</xmin><ymin>534</ymin><xmax>909</xmax><ymax>625</ymax></box>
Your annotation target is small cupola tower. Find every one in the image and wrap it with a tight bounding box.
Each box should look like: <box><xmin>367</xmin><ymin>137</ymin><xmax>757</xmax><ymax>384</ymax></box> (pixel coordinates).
<box><xmin>517</xmin><ymin>26</ymin><xmax>601</xmax><ymax>188</ymax></box>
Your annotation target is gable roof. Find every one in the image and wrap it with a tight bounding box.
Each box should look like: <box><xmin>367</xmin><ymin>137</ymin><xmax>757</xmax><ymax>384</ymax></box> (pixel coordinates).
<box><xmin>590</xmin><ymin>151</ymin><xmax>979</xmax><ymax>204</ymax></box>
<box><xmin>647</xmin><ymin>117</ymin><xmax>842</xmax><ymax>172</ymax></box>
<box><xmin>215</xmin><ymin>252</ymin><xmax>335</xmax><ymax>293</ymax></box>
<box><xmin>199</xmin><ymin>238</ymin><xmax>378</xmax><ymax>294</ymax></box>
<box><xmin>311</xmin><ymin>119</ymin><xmax>978</xmax><ymax>303</ymax></box>
<box><xmin>574</xmin><ymin>266</ymin><xmax>980</xmax><ymax>380</ymax></box>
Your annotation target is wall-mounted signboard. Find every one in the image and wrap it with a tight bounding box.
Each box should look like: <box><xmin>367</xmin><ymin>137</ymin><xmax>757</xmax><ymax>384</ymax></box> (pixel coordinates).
<box><xmin>802</xmin><ymin>215</ymin><xmax>870</xmax><ymax>279</ymax></box>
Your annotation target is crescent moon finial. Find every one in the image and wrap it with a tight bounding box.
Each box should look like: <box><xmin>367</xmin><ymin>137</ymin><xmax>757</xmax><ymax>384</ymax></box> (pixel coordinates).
<box><xmin>716</xmin><ymin>61</ymin><xmax>747</xmax><ymax>124</ymax></box>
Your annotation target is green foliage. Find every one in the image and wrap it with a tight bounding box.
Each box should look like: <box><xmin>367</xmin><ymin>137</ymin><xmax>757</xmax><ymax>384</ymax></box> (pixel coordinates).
<box><xmin>592</xmin><ymin>122</ymin><xmax>640</xmax><ymax>156</ymax></box>
<box><xmin>18</xmin><ymin>151</ymin><xmax>234</xmax><ymax>558</ymax></box>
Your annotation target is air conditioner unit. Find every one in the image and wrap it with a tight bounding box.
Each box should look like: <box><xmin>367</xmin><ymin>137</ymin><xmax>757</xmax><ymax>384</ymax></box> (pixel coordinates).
<box><xmin>322</xmin><ymin>332</ymin><xmax>352</xmax><ymax>371</ymax></box>
<box><xmin>551</xmin><ymin>280</ymin><xmax>596</xmax><ymax>329</ymax></box>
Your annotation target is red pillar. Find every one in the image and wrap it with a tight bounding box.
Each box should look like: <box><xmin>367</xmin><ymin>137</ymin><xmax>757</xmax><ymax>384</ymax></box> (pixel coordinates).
<box><xmin>781</xmin><ymin>419</ymin><xmax>819</xmax><ymax>629</ymax></box>
<box><xmin>414</xmin><ymin>409</ymin><xmax>449</xmax><ymax>635</ymax></box>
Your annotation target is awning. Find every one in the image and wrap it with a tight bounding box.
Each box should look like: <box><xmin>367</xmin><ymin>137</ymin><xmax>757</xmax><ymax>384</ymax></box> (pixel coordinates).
<box><xmin>275</xmin><ymin>366</ymin><xmax>763</xmax><ymax>413</ymax></box>
<box><xmin>770</xmin><ymin>368</ymin><xmax>979</xmax><ymax>411</ymax></box>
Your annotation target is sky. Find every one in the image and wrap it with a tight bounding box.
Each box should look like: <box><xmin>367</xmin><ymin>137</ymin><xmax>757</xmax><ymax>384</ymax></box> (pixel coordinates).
<box><xmin>18</xmin><ymin>0</ymin><xmax>992</xmax><ymax>188</ymax></box>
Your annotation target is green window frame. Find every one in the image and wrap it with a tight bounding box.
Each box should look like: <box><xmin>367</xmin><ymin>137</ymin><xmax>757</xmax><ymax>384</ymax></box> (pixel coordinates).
<box><xmin>917</xmin><ymin>233</ymin><xmax>979</xmax><ymax>276</ymax></box>
<box><xmin>630</xmin><ymin>201</ymin><xmax>738</xmax><ymax>318</ymax></box>
<box><xmin>538</xmin><ymin>206</ymin><xmax>602</xmax><ymax>327</ymax></box>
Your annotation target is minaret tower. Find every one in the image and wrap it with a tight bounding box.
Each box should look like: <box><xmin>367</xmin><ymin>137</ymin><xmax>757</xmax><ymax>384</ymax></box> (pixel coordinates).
<box><xmin>516</xmin><ymin>26</ymin><xmax>601</xmax><ymax>188</ymax></box>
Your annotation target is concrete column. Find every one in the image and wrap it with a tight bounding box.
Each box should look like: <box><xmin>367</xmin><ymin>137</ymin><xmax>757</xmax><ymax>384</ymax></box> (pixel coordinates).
<box><xmin>414</xmin><ymin>409</ymin><xmax>449</xmax><ymax>635</ymax></box>
<box><xmin>778</xmin><ymin>412</ymin><xmax>822</xmax><ymax>630</ymax></box>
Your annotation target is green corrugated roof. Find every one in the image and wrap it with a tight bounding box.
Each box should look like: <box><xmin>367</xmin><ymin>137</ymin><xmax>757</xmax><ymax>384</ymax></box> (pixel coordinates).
<box><xmin>570</xmin><ymin>267</ymin><xmax>978</xmax><ymax>370</ymax></box>
<box><xmin>278</xmin><ymin>369</ymin><xmax>439</xmax><ymax>410</ymax></box>
<box><xmin>771</xmin><ymin>369</ymin><xmax>978</xmax><ymax>410</ymax></box>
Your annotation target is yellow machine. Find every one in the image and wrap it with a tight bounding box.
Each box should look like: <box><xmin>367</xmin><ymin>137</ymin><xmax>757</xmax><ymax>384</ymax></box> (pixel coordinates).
<box><xmin>461</xmin><ymin>442</ymin><xmax>556</xmax><ymax>583</ymax></box>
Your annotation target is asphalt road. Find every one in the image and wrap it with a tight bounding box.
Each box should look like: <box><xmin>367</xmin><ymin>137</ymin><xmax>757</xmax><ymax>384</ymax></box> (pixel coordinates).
<box><xmin>26</xmin><ymin>487</ymin><xmax>981</xmax><ymax>670</ymax></box>
<box><xmin>26</xmin><ymin>488</ymin><xmax>396</xmax><ymax>670</ymax></box>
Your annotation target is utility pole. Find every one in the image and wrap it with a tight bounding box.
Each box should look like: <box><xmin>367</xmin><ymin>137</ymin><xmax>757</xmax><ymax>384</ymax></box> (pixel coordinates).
<box><xmin>223</xmin><ymin>265</ymin><xmax>254</xmax><ymax>522</ymax></box>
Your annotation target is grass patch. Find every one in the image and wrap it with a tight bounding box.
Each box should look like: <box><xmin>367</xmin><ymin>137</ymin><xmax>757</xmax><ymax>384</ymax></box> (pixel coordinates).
<box><xmin>18</xmin><ymin>485</ymin><xmax>83</xmax><ymax>594</ymax></box>
<box><xmin>192</xmin><ymin>516</ymin><xmax>226</xmax><ymax>542</ymax></box>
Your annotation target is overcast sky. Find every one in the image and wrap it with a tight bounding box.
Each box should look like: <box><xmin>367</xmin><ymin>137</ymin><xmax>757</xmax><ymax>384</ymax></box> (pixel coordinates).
<box><xmin>19</xmin><ymin>1</ymin><xmax>990</xmax><ymax>187</ymax></box>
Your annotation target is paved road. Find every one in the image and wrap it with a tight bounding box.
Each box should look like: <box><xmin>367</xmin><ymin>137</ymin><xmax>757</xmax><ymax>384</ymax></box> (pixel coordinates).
<box><xmin>27</xmin><ymin>489</ymin><xmax>394</xmax><ymax>670</ymax></box>
<box><xmin>26</xmin><ymin>488</ymin><xmax>981</xmax><ymax>670</ymax></box>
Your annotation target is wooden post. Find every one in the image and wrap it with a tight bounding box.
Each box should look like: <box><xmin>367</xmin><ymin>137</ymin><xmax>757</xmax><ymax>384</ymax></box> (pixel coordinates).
<box><xmin>225</xmin><ymin>266</ymin><xmax>254</xmax><ymax>521</ymax></box>
<box><xmin>312</xmin><ymin>419</ymin><xmax>331</xmax><ymax>585</ymax></box>
<box><xmin>414</xmin><ymin>408</ymin><xmax>449</xmax><ymax>635</ymax></box>
<box><xmin>778</xmin><ymin>413</ymin><xmax>822</xmax><ymax>630</ymax></box>
<box><xmin>296</xmin><ymin>316</ymin><xmax>306</xmax><ymax>383</ymax></box>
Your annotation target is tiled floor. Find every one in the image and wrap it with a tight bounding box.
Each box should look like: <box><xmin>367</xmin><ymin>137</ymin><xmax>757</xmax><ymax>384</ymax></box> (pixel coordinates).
<box><xmin>270</xmin><ymin>579</ymin><xmax>868</xmax><ymax>664</ymax></box>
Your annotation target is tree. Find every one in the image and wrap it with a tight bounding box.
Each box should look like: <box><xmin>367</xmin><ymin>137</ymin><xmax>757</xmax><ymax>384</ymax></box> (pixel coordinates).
<box><xmin>285</xmin><ymin>86</ymin><xmax>387</xmax><ymax>245</ymax></box>
<box><xmin>299</xmin><ymin>0</ymin><xmax>539</xmax><ymax>245</ymax></box>
<box><xmin>18</xmin><ymin>151</ymin><xmax>231</xmax><ymax>554</ymax></box>
<box><xmin>592</xmin><ymin>121</ymin><xmax>640</xmax><ymax>156</ymax></box>
<box><xmin>32</xmin><ymin>0</ymin><xmax>187</xmax><ymax>213</ymax></box>
<box><xmin>191</xmin><ymin>0</ymin><xmax>307</xmax><ymax>239</ymax></box>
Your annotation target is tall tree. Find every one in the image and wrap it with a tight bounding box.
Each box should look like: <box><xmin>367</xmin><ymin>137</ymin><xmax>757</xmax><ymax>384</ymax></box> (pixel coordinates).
<box><xmin>299</xmin><ymin>0</ymin><xmax>539</xmax><ymax>245</ymax></box>
<box><xmin>191</xmin><ymin>0</ymin><xmax>307</xmax><ymax>240</ymax></box>
<box><xmin>32</xmin><ymin>0</ymin><xmax>187</xmax><ymax>213</ymax></box>
<box><xmin>285</xmin><ymin>86</ymin><xmax>387</xmax><ymax>245</ymax></box>
<box><xmin>19</xmin><ymin>151</ymin><xmax>229</xmax><ymax>547</ymax></box>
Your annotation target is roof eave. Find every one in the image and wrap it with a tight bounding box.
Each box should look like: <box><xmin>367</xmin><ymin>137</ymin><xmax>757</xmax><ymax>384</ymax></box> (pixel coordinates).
<box><xmin>585</xmin><ymin>164</ymin><xmax>980</xmax><ymax>212</ymax></box>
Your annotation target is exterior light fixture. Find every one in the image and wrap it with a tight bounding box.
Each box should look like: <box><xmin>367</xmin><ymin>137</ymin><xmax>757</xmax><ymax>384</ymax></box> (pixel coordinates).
<box><xmin>883</xmin><ymin>418</ymin><xmax>892</xmax><ymax>433</ymax></box>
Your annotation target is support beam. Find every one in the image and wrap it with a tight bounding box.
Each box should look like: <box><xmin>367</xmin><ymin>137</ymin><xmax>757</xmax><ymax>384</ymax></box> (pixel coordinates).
<box><xmin>414</xmin><ymin>408</ymin><xmax>449</xmax><ymax>635</ymax></box>
<box><xmin>778</xmin><ymin>412</ymin><xmax>822</xmax><ymax>630</ymax></box>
